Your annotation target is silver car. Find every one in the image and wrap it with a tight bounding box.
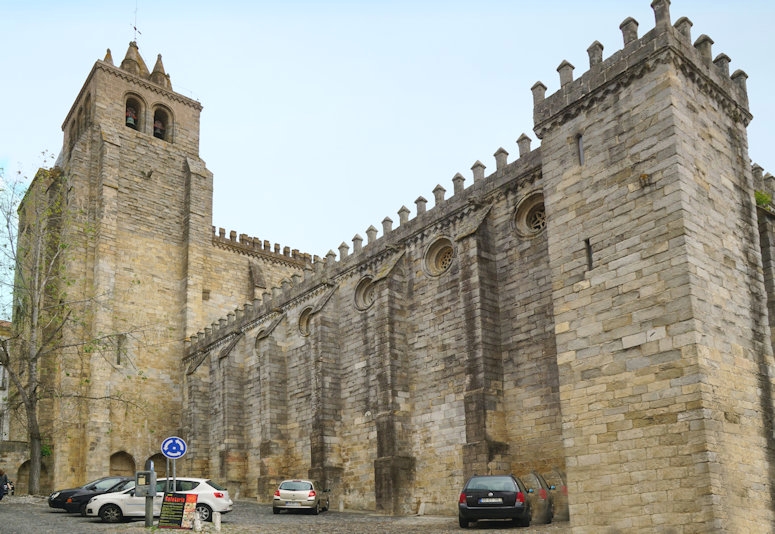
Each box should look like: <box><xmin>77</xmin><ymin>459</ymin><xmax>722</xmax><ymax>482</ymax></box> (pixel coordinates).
<box><xmin>272</xmin><ymin>479</ymin><xmax>330</xmax><ymax>515</ymax></box>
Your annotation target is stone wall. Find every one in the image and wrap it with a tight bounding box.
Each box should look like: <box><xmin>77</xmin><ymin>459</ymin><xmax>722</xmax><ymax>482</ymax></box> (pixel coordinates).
<box><xmin>535</xmin><ymin>1</ymin><xmax>774</xmax><ymax>531</ymax></box>
<box><xmin>183</xmin><ymin>143</ymin><xmax>567</xmax><ymax>514</ymax></box>
<box><xmin>9</xmin><ymin>2</ymin><xmax>775</xmax><ymax>532</ymax></box>
<box><xmin>182</xmin><ymin>2</ymin><xmax>775</xmax><ymax>532</ymax></box>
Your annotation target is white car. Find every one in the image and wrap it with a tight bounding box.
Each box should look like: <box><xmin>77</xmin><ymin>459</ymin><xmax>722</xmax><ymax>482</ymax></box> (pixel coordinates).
<box><xmin>85</xmin><ymin>477</ymin><xmax>233</xmax><ymax>523</ymax></box>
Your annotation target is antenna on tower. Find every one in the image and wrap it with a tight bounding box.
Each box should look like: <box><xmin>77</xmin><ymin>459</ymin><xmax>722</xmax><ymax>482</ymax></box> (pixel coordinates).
<box><xmin>132</xmin><ymin>0</ymin><xmax>142</xmax><ymax>42</ymax></box>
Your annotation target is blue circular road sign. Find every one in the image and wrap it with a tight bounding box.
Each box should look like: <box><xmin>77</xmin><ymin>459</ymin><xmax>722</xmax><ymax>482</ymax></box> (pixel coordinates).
<box><xmin>161</xmin><ymin>436</ymin><xmax>188</xmax><ymax>459</ymax></box>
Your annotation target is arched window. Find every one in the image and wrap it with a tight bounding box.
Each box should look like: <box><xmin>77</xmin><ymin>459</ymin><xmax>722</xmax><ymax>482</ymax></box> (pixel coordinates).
<box><xmin>153</xmin><ymin>107</ymin><xmax>172</xmax><ymax>141</ymax></box>
<box><xmin>125</xmin><ymin>95</ymin><xmax>144</xmax><ymax>131</ymax></box>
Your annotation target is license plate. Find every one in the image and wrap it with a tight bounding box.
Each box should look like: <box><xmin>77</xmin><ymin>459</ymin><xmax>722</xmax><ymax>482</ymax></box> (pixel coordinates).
<box><xmin>479</xmin><ymin>497</ymin><xmax>502</xmax><ymax>504</ymax></box>
<box><xmin>286</xmin><ymin>501</ymin><xmax>300</xmax><ymax>506</ymax></box>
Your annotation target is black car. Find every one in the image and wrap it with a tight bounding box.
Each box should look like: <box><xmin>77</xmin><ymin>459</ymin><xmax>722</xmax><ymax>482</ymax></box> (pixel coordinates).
<box><xmin>458</xmin><ymin>474</ymin><xmax>531</xmax><ymax>528</ymax></box>
<box><xmin>48</xmin><ymin>476</ymin><xmax>133</xmax><ymax>514</ymax></box>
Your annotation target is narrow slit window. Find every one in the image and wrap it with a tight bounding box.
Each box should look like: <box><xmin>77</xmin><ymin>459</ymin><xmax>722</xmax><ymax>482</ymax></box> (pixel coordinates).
<box><xmin>576</xmin><ymin>134</ymin><xmax>585</xmax><ymax>165</ymax></box>
<box><xmin>585</xmin><ymin>238</ymin><xmax>593</xmax><ymax>270</ymax></box>
<box><xmin>116</xmin><ymin>334</ymin><xmax>127</xmax><ymax>365</ymax></box>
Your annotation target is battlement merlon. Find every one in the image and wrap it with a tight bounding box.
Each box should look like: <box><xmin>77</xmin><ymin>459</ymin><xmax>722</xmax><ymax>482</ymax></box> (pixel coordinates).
<box><xmin>532</xmin><ymin>0</ymin><xmax>751</xmax><ymax>139</ymax></box>
<box><xmin>211</xmin><ymin>226</ymin><xmax>313</xmax><ymax>266</ymax></box>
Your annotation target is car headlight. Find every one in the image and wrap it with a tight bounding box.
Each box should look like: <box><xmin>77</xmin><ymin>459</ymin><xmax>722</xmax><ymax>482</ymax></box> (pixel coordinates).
<box><xmin>50</xmin><ymin>492</ymin><xmax>60</xmax><ymax>499</ymax></box>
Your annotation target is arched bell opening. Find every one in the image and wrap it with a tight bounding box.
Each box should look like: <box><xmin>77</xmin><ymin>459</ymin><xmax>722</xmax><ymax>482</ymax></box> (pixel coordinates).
<box><xmin>125</xmin><ymin>95</ymin><xmax>143</xmax><ymax>131</ymax></box>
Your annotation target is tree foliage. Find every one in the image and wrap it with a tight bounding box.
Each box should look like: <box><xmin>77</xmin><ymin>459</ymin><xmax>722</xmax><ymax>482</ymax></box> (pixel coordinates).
<box><xmin>0</xmin><ymin>161</ymin><xmax>147</xmax><ymax>494</ymax></box>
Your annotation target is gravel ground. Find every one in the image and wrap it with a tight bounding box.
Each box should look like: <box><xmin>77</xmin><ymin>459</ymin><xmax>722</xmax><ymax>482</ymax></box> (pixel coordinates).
<box><xmin>0</xmin><ymin>494</ymin><xmax>570</xmax><ymax>534</ymax></box>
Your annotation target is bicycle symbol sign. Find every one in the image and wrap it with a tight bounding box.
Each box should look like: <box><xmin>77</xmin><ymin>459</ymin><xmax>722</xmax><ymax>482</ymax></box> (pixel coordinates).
<box><xmin>161</xmin><ymin>436</ymin><xmax>188</xmax><ymax>459</ymax></box>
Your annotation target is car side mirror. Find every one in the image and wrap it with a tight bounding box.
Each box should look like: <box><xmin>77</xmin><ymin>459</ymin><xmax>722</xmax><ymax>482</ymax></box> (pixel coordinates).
<box><xmin>129</xmin><ymin>489</ymin><xmax>135</xmax><ymax>496</ymax></box>
<box><xmin>527</xmin><ymin>488</ymin><xmax>534</xmax><ymax>493</ymax></box>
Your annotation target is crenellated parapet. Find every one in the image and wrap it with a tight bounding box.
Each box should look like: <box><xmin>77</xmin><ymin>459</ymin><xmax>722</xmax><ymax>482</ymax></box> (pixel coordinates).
<box><xmin>753</xmin><ymin>163</ymin><xmax>775</xmax><ymax>214</ymax></box>
<box><xmin>186</xmin><ymin>132</ymin><xmax>544</xmax><ymax>357</ymax></box>
<box><xmin>211</xmin><ymin>226</ymin><xmax>313</xmax><ymax>267</ymax></box>
<box><xmin>532</xmin><ymin>0</ymin><xmax>751</xmax><ymax>139</ymax></box>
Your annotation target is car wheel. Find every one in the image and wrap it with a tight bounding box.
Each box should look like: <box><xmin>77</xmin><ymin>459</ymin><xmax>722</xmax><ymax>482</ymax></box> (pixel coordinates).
<box><xmin>272</xmin><ymin>507</ymin><xmax>280</xmax><ymax>514</ymax></box>
<box><xmin>323</xmin><ymin>498</ymin><xmax>329</xmax><ymax>512</ymax></box>
<box><xmin>513</xmin><ymin>516</ymin><xmax>530</xmax><ymax>527</ymax></box>
<box><xmin>310</xmin><ymin>501</ymin><xmax>320</xmax><ymax>515</ymax></box>
<box><xmin>458</xmin><ymin>515</ymin><xmax>468</xmax><ymax>528</ymax></box>
<box><xmin>196</xmin><ymin>503</ymin><xmax>213</xmax><ymax>522</ymax></box>
<box><xmin>99</xmin><ymin>504</ymin><xmax>123</xmax><ymax>523</ymax></box>
<box><xmin>79</xmin><ymin>502</ymin><xmax>88</xmax><ymax>516</ymax></box>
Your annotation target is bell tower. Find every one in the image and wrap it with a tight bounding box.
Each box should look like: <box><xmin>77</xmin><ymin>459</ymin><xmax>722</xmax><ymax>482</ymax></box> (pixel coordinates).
<box><xmin>49</xmin><ymin>42</ymin><xmax>214</xmax><ymax>487</ymax></box>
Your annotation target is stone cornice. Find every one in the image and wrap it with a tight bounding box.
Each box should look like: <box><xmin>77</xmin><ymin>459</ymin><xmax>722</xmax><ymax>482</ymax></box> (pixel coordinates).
<box><xmin>95</xmin><ymin>61</ymin><xmax>202</xmax><ymax>109</ymax></box>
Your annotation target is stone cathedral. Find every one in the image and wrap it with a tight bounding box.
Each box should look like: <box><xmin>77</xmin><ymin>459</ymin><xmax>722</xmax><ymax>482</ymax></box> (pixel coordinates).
<box><xmin>4</xmin><ymin>1</ymin><xmax>775</xmax><ymax>531</ymax></box>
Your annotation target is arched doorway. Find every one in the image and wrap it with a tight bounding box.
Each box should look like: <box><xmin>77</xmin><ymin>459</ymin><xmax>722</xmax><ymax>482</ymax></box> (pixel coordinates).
<box><xmin>15</xmin><ymin>460</ymin><xmax>52</xmax><ymax>495</ymax></box>
<box><xmin>109</xmin><ymin>451</ymin><xmax>136</xmax><ymax>477</ymax></box>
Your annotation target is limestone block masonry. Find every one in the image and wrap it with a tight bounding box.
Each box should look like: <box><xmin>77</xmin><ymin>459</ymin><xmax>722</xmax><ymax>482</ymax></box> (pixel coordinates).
<box><xmin>10</xmin><ymin>2</ymin><xmax>775</xmax><ymax>533</ymax></box>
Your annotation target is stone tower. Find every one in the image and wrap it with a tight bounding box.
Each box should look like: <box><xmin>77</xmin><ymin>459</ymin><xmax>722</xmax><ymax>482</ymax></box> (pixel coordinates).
<box><xmin>44</xmin><ymin>42</ymin><xmax>214</xmax><ymax>487</ymax></box>
<box><xmin>535</xmin><ymin>1</ymin><xmax>774</xmax><ymax>530</ymax></box>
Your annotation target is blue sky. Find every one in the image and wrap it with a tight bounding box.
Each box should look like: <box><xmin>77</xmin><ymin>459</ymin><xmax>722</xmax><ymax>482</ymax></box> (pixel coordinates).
<box><xmin>2</xmin><ymin>1</ymin><xmax>774</xmax><ymax>258</ymax></box>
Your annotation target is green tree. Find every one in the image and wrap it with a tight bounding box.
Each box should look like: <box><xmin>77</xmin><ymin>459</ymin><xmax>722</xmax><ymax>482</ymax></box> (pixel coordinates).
<box><xmin>0</xmin><ymin>164</ymin><xmax>64</xmax><ymax>494</ymax></box>
<box><xmin>0</xmin><ymin>163</ymin><xmax>145</xmax><ymax>494</ymax></box>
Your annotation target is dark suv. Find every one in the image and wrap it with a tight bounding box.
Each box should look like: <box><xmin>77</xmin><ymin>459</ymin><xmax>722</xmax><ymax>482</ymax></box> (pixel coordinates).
<box><xmin>458</xmin><ymin>474</ymin><xmax>531</xmax><ymax>528</ymax></box>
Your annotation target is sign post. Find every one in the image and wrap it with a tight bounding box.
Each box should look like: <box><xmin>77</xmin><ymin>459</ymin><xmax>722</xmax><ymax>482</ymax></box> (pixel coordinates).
<box><xmin>137</xmin><ymin>459</ymin><xmax>156</xmax><ymax>527</ymax></box>
<box><xmin>161</xmin><ymin>436</ymin><xmax>187</xmax><ymax>492</ymax></box>
<box><xmin>159</xmin><ymin>436</ymin><xmax>191</xmax><ymax>529</ymax></box>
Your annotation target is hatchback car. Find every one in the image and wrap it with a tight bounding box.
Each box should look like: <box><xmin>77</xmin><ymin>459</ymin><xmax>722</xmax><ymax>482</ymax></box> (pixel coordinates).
<box><xmin>458</xmin><ymin>474</ymin><xmax>531</xmax><ymax>528</ymax></box>
<box><xmin>272</xmin><ymin>479</ymin><xmax>330</xmax><ymax>514</ymax></box>
<box><xmin>85</xmin><ymin>477</ymin><xmax>233</xmax><ymax>523</ymax></box>
<box><xmin>520</xmin><ymin>471</ymin><xmax>554</xmax><ymax>524</ymax></box>
<box><xmin>48</xmin><ymin>476</ymin><xmax>133</xmax><ymax>514</ymax></box>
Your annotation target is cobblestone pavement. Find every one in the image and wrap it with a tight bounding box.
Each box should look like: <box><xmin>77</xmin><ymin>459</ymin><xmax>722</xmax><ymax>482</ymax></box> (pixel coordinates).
<box><xmin>0</xmin><ymin>494</ymin><xmax>570</xmax><ymax>533</ymax></box>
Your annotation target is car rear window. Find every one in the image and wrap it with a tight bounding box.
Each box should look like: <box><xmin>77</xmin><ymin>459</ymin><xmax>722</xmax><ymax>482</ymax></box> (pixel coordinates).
<box><xmin>206</xmin><ymin>480</ymin><xmax>226</xmax><ymax>491</ymax></box>
<box><xmin>466</xmin><ymin>476</ymin><xmax>516</xmax><ymax>491</ymax></box>
<box><xmin>280</xmin><ymin>481</ymin><xmax>313</xmax><ymax>491</ymax></box>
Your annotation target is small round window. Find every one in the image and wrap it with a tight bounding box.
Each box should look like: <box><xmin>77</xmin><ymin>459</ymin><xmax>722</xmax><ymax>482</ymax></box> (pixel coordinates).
<box><xmin>425</xmin><ymin>237</ymin><xmax>455</xmax><ymax>276</ymax></box>
<box><xmin>298</xmin><ymin>307</ymin><xmax>312</xmax><ymax>337</ymax></box>
<box><xmin>354</xmin><ymin>276</ymin><xmax>376</xmax><ymax>311</ymax></box>
<box><xmin>515</xmin><ymin>193</ymin><xmax>546</xmax><ymax>238</ymax></box>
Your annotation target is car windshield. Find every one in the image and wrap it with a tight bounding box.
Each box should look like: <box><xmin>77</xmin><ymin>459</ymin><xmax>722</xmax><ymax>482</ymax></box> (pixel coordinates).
<box><xmin>280</xmin><ymin>481</ymin><xmax>313</xmax><ymax>491</ymax></box>
<box><xmin>115</xmin><ymin>480</ymin><xmax>135</xmax><ymax>491</ymax></box>
<box><xmin>467</xmin><ymin>476</ymin><xmax>516</xmax><ymax>492</ymax></box>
